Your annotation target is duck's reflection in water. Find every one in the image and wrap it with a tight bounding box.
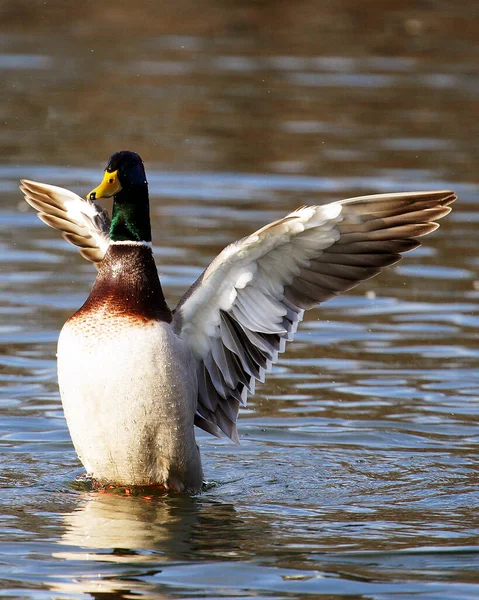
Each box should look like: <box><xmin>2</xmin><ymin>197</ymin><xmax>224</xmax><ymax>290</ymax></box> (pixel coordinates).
<box><xmin>51</xmin><ymin>490</ymin><xmax>258</xmax><ymax>597</ymax></box>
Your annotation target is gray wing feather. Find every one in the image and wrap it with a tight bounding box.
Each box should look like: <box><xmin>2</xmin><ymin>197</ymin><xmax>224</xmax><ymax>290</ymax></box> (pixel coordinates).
<box><xmin>175</xmin><ymin>190</ymin><xmax>456</xmax><ymax>441</ymax></box>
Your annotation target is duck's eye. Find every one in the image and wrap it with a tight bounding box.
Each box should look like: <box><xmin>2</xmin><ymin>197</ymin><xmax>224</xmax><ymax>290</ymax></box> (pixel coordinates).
<box><xmin>109</xmin><ymin>178</ymin><xmax>114</xmax><ymax>184</ymax></box>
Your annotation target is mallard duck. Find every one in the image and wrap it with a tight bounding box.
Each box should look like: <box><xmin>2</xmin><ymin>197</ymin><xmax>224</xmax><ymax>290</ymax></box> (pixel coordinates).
<box><xmin>20</xmin><ymin>151</ymin><xmax>455</xmax><ymax>491</ymax></box>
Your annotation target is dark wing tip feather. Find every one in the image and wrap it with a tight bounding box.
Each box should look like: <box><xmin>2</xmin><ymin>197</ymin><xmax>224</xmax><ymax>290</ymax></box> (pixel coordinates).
<box><xmin>284</xmin><ymin>189</ymin><xmax>456</xmax><ymax>310</ymax></box>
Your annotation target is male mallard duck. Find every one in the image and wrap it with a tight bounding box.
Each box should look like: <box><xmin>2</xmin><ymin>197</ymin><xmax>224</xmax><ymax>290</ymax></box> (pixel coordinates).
<box><xmin>20</xmin><ymin>151</ymin><xmax>455</xmax><ymax>491</ymax></box>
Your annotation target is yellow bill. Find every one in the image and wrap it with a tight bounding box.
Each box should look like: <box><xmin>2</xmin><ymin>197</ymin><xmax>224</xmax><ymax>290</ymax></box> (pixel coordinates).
<box><xmin>87</xmin><ymin>169</ymin><xmax>121</xmax><ymax>201</ymax></box>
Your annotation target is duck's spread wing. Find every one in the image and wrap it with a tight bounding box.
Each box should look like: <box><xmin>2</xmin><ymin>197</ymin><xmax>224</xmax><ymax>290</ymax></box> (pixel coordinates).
<box><xmin>20</xmin><ymin>179</ymin><xmax>111</xmax><ymax>265</ymax></box>
<box><xmin>174</xmin><ymin>190</ymin><xmax>455</xmax><ymax>442</ymax></box>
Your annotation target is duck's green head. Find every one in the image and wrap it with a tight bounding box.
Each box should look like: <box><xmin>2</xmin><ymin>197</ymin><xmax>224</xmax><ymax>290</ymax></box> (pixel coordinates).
<box><xmin>88</xmin><ymin>151</ymin><xmax>152</xmax><ymax>243</ymax></box>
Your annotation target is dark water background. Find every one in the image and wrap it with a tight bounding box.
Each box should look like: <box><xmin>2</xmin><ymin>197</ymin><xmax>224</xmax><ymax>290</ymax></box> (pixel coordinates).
<box><xmin>1</xmin><ymin>1</ymin><xmax>478</xmax><ymax>598</ymax></box>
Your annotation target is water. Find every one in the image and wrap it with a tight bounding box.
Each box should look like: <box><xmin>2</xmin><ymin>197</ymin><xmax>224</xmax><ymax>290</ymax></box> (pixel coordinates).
<box><xmin>1</xmin><ymin>1</ymin><xmax>479</xmax><ymax>598</ymax></box>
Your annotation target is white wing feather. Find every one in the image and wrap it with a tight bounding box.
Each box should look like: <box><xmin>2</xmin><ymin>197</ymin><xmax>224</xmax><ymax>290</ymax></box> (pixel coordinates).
<box><xmin>173</xmin><ymin>190</ymin><xmax>456</xmax><ymax>442</ymax></box>
<box><xmin>20</xmin><ymin>179</ymin><xmax>111</xmax><ymax>265</ymax></box>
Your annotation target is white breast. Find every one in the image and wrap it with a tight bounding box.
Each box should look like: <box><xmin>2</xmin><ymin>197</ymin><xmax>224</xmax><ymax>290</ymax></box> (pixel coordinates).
<box><xmin>57</xmin><ymin>317</ymin><xmax>203</xmax><ymax>490</ymax></box>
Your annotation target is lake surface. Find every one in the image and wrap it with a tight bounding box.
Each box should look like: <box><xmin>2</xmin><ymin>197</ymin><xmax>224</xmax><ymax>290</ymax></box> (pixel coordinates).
<box><xmin>1</xmin><ymin>1</ymin><xmax>478</xmax><ymax>598</ymax></box>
